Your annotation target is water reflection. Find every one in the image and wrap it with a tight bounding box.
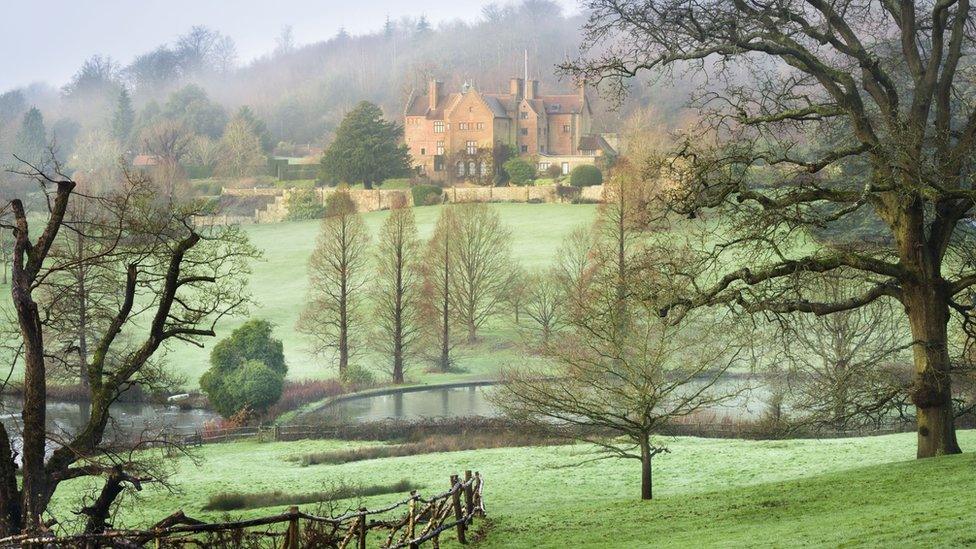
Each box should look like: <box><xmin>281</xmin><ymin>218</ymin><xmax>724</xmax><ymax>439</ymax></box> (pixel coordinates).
<box><xmin>322</xmin><ymin>380</ymin><xmax>771</xmax><ymax>423</ymax></box>
<box><xmin>326</xmin><ymin>386</ymin><xmax>500</xmax><ymax>422</ymax></box>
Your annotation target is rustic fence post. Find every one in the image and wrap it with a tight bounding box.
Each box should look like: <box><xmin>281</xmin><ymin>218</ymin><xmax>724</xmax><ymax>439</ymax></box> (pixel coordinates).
<box><xmin>450</xmin><ymin>474</ymin><xmax>467</xmax><ymax>544</ymax></box>
<box><xmin>357</xmin><ymin>508</ymin><xmax>368</xmax><ymax>549</ymax></box>
<box><xmin>286</xmin><ymin>506</ymin><xmax>300</xmax><ymax>549</ymax></box>
<box><xmin>407</xmin><ymin>491</ymin><xmax>418</xmax><ymax>549</ymax></box>
<box><xmin>273</xmin><ymin>424</ymin><xmax>281</xmax><ymax>442</ymax></box>
<box><xmin>463</xmin><ymin>470</ymin><xmax>474</xmax><ymax>515</ymax></box>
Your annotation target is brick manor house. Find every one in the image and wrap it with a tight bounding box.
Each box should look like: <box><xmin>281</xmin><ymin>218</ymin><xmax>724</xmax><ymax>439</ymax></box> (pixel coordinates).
<box><xmin>403</xmin><ymin>77</ymin><xmax>616</xmax><ymax>182</ymax></box>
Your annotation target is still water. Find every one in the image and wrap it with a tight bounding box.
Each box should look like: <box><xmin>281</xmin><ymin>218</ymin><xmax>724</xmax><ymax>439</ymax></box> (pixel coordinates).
<box><xmin>0</xmin><ymin>397</ymin><xmax>220</xmax><ymax>444</ymax></box>
<box><xmin>324</xmin><ymin>386</ymin><xmax>499</xmax><ymax>422</ymax></box>
<box><xmin>320</xmin><ymin>380</ymin><xmax>770</xmax><ymax>423</ymax></box>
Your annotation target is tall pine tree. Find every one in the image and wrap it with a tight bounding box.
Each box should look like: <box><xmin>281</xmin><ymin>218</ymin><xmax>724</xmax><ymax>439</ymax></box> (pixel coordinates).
<box><xmin>111</xmin><ymin>87</ymin><xmax>134</xmax><ymax>144</ymax></box>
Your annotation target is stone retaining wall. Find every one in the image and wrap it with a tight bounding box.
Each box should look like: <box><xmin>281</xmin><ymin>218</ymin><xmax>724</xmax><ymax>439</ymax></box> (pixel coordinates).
<box><xmin>218</xmin><ymin>184</ymin><xmax>606</xmax><ymax>224</ymax></box>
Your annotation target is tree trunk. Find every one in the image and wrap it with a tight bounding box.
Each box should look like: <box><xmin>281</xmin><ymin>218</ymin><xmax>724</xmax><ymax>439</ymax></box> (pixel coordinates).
<box><xmin>339</xmin><ymin>273</ymin><xmax>348</xmax><ymax>377</ymax></box>
<box><xmin>639</xmin><ymin>436</ymin><xmax>653</xmax><ymax>501</ymax></box>
<box><xmin>393</xmin><ymin>297</ymin><xmax>404</xmax><ymax>384</ymax></box>
<box><xmin>904</xmin><ymin>282</ymin><xmax>961</xmax><ymax>458</ymax></box>
<box><xmin>13</xmin><ymin>286</ymin><xmax>47</xmax><ymax>532</ymax></box>
<box><xmin>439</xmin><ymin>241</ymin><xmax>450</xmax><ymax>372</ymax></box>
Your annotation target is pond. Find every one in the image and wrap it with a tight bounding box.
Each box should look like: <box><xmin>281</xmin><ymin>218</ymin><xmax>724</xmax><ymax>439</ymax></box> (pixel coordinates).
<box><xmin>322</xmin><ymin>386</ymin><xmax>499</xmax><ymax>422</ymax></box>
<box><xmin>0</xmin><ymin>396</ymin><xmax>220</xmax><ymax>451</ymax></box>
<box><xmin>316</xmin><ymin>378</ymin><xmax>772</xmax><ymax>423</ymax></box>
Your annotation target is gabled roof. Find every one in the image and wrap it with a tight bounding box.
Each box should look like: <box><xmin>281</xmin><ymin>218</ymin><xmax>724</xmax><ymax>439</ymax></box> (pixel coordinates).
<box><xmin>578</xmin><ymin>134</ymin><xmax>616</xmax><ymax>155</ymax></box>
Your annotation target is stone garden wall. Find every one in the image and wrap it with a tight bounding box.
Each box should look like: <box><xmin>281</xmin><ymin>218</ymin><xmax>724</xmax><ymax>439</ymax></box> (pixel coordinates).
<box><xmin>216</xmin><ymin>184</ymin><xmax>605</xmax><ymax>225</ymax></box>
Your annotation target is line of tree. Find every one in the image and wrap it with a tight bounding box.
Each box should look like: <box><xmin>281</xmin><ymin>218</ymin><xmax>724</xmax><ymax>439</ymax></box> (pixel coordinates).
<box><xmin>298</xmin><ymin>196</ymin><xmax>515</xmax><ymax>383</ymax></box>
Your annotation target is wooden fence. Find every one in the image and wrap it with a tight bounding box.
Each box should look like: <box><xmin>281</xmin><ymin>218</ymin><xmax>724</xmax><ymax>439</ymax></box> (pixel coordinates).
<box><xmin>0</xmin><ymin>471</ymin><xmax>485</xmax><ymax>548</ymax></box>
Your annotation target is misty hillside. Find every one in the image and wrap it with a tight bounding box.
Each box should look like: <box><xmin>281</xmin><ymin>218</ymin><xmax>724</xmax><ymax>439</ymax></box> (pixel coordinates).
<box><xmin>0</xmin><ymin>0</ymin><xmax>693</xmax><ymax>167</ymax></box>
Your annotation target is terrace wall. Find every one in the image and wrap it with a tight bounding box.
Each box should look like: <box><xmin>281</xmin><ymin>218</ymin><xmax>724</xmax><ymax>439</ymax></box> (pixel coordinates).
<box><xmin>213</xmin><ymin>184</ymin><xmax>606</xmax><ymax>224</ymax></box>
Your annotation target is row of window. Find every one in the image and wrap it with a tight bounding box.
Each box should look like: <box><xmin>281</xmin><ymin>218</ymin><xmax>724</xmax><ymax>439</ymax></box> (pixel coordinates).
<box><xmin>457</xmin><ymin>160</ymin><xmax>490</xmax><ymax>177</ymax></box>
<box><xmin>418</xmin><ymin>141</ymin><xmax>476</xmax><ymax>156</ymax></box>
<box><xmin>433</xmin><ymin>121</ymin><xmax>486</xmax><ymax>133</ymax></box>
<box><xmin>427</xmin><ymin>119</ymin><xmax>570</xmax><ymax>134</ymax></box>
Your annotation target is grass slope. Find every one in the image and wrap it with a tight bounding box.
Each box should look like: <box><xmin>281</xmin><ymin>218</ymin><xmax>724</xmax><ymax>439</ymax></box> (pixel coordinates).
<box><xmin>53</xmin><ymin>431</ymin><xmax>976</xmax><ymax>547</ymax></box>
<box><xmin>169</xmin><ymin>203</ymin><xmax>595</xmax><ymax>387</ymax></box>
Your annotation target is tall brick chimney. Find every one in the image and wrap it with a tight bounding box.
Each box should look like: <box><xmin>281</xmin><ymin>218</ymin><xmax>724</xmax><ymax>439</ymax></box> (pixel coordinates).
<box><xmin>428</xmin><ymin>80</ymin><xmax>443</xmax><ymax>111</ymax></box>
<box><xmin>526</xmin><ymin>79</ymin><xmax>540</xmax><ymax>100</ymax></box>
<box><xmin>509</xmin><ymin>78</ymin><xmax>525</xmax><ymax>100</ymax></box>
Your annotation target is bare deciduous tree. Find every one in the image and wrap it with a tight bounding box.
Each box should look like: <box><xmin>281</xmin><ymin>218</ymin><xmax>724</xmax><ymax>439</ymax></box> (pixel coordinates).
<box><xmin>447</xmin><ymin>203</ymin><xmax>513</xmax><ymax>343</ymax></box>
<box><xmin>521</xmin><ymin>269</ymin><xmax>564</xmax><ymax>347</ymax></box>
<box><xmin>568</xmin><ymin>0</ymin><xmax>976</xmax><ymax>457</ymax></box>
<box><xmin>421</xmin><ymin>206</ymin><xmax>458</xmax><ymax>372</ymax></box>
<box><xmin>497</xmin><ymin>179</ymin><xmax>743</xmax><ymax>500</ymax></box>
<box><xmin>372</xmin><ymin>206</ymin><xmax>422</xmax><ymax>384</ymax></box>
<box><xmin>298</xmin><ymin>192</ymin><xmax>370</xmax><ymax>378</ymax></box>
<box><xmin>0</xmin><ymin>156</ymin><xmax>257</xmax><ymax>535</ymax></box>
<box><xmin>772</xmin><ymin>273</ymin><xmax>913</xmax><ymax>431</ymax></box>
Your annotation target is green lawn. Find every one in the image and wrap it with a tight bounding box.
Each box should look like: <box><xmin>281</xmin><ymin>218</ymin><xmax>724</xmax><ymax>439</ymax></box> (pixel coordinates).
<box><xmin>52</xmin><ymin>431</ymin><xmax>976</xmax><ymax>547</ymax></box>
<box><xmin>162</xmin><ymin>203</ymin><xmax>597</xmax><ymax>388</ymax></box>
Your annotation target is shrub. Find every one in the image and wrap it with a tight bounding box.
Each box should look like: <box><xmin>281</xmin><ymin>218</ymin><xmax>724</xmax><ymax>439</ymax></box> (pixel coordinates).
<box><xmin>545</xmin><ymin>164</ymin><xmax>563</xmax><ymax>180</ymax></box>
<box><xmin>503</xmin><ymin>158</ymin><xmax>534</xmax><ymax>186</ymax></box>
<box><xmin>570</xmin><ymin>164</ymin><xmax>603</xmax><ymax>187</ymax></box>
<box><xmin>341</xmin><ymin>363</ymin><xmax>376</xmax><ymax>387</ymax></box>
<box><xmin>200</xmin><ymin>320</ymin><xmax>287</xmax><ymax>418</ymax></box>
<box><xmin>285</xmin><ymin>188</ymin><xmax>326</xmax><ymax>221</ymax></box>
<box><xmin>411</xmin><ymin>184</ymin><xmax>443</xmax><ymax>206</ymax></box>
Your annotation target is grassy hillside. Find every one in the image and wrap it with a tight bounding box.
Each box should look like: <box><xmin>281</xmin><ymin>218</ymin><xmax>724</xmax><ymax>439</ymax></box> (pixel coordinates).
<box><xmin>0</xmin><ymin>203</ymin><xmax>595</xmax><ymax>389</ymax></box>
<box><xmin>53</xmin><ymin>431</ymin><xmax>976</xmax><ymax>546</ymax></box>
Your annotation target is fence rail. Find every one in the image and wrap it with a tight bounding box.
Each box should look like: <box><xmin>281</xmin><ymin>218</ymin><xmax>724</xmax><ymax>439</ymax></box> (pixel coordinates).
<box><xmin>0</xmin><ymin>471</ymin><xmax>485</xmax><ymax>548</ymax></box>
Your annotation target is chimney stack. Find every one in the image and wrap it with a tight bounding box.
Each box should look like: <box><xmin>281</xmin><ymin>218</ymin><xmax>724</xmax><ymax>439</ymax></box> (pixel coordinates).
<box><xmin>428</xmin><ymin>80</ymin><xmax>443</xmax><ymax>111</ymax></box>
<box><xmin>526</xmin><ymin>80</ymin><xmax>540</xmax><ymax>100</ymax></box>
<box><xmin>509</xmin><ymin>77</ymin><xmax>525</xmax><ymax>100</ymax></box>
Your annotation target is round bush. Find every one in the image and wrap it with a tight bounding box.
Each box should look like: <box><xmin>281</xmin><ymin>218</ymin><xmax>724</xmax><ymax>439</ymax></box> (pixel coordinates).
<box><xmin>201</xmin><ymin>319</ymin><xmax>287</xmax><ymax>418</ymax></box>
<box><xmin>570</xmin><ymin>165</ymin><xmax>603</xmax><ymax>187</ymax></box>
<box><xmin>503</xmin><ymin>158</ymin><xmax>534</xmax><ymax>186</ymax></box>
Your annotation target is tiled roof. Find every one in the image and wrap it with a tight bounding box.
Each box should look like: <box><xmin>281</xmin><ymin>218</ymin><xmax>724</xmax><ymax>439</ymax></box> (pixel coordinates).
<box><xmin>405</xmin><ymin>89</ymin><xmax>585</xmax><ymax>118</ymax></box>
<box><xmin>540</xmin><ymin>95</ymin><xmax>584</xmax><ymax>114</ymax></box>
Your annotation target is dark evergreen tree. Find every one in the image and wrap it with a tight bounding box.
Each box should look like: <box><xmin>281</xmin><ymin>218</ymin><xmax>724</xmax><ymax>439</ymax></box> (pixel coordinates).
<box><xmin>14</xmin><ymin>107</ymin><xmax>47</xmax><ymax>165</ymax></box>
<box><xmin>319</xmin><ymin>101</ymin><xmax>411</xmax><ymax>189</ymax></box>
<box><xmin>111</xmin><ymin>87</ymin><xmax>135</xmax><ymax>143</ymax></box>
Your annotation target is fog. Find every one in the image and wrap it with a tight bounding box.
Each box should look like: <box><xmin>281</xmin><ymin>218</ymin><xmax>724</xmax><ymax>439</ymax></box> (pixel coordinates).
<box><xmin>1</xmin><ymin>0</ymin><xmax>580</xmax><ymax>90</ymax></box>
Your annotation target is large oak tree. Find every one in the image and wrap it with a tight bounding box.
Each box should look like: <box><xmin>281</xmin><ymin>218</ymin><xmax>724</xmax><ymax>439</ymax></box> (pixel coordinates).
<box><xmin>569</xmin><ymin>0</ymin><xmax>976</xmax><ymax>457</ymax></box>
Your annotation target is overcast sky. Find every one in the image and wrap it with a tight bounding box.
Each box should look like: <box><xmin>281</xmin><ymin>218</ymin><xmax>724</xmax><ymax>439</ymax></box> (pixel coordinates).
<box><xmin>0</xmin><ymin>0</ymin><xmax>580</xmax><ymax>91</ymax></box>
